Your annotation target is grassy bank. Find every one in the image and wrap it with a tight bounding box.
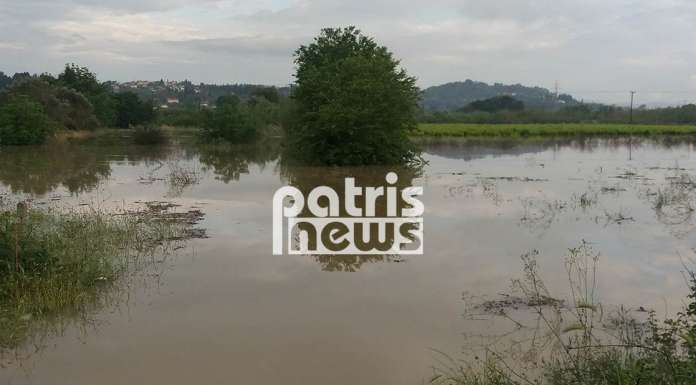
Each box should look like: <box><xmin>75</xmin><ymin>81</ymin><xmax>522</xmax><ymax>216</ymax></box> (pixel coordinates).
<box><xmin>415</xmin><ymin>123</ymin><xmax>696</xmax><ymax>137</ymax></box>
<box><xmin>0</xmin><ymin>200</ymin><xmax>199</xmax><ymax>351</ymax></box>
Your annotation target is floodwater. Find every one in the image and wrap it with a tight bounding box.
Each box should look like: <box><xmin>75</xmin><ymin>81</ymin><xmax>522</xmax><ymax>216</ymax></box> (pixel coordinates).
<box><xmin>1</xmin><ymin>136</ymin><xmax>696</xmax><ymax>384</ymax></box>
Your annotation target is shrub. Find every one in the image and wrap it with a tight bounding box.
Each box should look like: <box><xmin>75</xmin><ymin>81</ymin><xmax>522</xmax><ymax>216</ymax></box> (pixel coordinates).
<box><xmin>0</xmin><ymin>95</ymin><xmax>54</xmax><ymax>145</ymax></box>
<box><xmin>200</xmin><ymin>96</ymin><xmax>274</xmax><ymax>143</ymax></box>
<box><xmin>158</xmin><ymin>106</ymin><xmax>206</xmax><ymax>127</ymax></box>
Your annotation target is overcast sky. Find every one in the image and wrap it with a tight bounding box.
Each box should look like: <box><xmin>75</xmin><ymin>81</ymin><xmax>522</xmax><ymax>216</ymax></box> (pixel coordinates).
<box><xmin>1</xmin><ymin>0</ymin><xmax>695</xmax><ymax>105</ymax></box>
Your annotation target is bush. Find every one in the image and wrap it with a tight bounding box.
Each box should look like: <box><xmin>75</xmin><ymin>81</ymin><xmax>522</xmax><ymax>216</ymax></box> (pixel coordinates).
<box><xmin>200</xmin><ymin>96</ymin><xmax>274</xmax><ymax>143</ymax></box>
<box><xmin>133</xmin><ymin>126</ymin><xmax>169</xmax><ymax>145</ymax></box>
<box><xmin>158</xmin><ymin>106</ymin><xmax>206</xmax><ymax>127</ymax></box>
<box><xmin>288</xmin><ymin>26</ymin><xmax>420</xmax><ymax>165</ymax></box>
<box><xmin>0</xmin><ymin>95</ymin><xmax>54</xmax><ymax>145</ymax></box>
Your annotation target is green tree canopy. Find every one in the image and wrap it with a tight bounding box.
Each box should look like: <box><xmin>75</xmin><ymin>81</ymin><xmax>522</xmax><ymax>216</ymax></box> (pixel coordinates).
<box><xmin>56</xmin><ymin>63</ymin><xmax>119</xmax><ymax>127</ymax></box>
<box><xmin>1</xmin><ymin>78</ymin><xmax>98</xmax><ymax>131</ymax></box>
<box><xmin>57</xmin><ymin>63</ymin><xmax>103</xmax><ymax>96</ymax></box>
<box><xmin>0</xmin><ymin>95</ymin><xmax>54</xmax><ymax>145</ymax></box>
<box><xmin>113</xmin><ymin>92</ymin><xmax>155</xmax><ymax>128</ymax></box>
<box><xmin>288</xmin><ymin>26</ymin><xmax>420</xmax><ymax>165</ymax></box>
<box><xmin>201</xmin><ymin>96</ymin><xmax>274</xmax><ymax>143</ymax></box>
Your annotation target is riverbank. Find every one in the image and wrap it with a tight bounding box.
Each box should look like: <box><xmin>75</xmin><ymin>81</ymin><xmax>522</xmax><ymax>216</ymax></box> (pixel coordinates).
<box><xmin>414</xmin><ymin>123</ymin><xmax>696</xmax><ymax>137</ymax></box>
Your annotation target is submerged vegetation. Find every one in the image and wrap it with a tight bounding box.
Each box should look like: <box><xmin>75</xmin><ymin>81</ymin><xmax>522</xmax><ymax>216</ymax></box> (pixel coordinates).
<box><xmin>416</xmin><ymin>123</ymin><xmax>696</xmax><ymax>138</ymax></box>
<box><xmin>200</xmin><ymin>95</ymin><xmax>277</xmax><ymax>143</ymax></box>
<box><xmin>133</xmin><ymin>125</ymin><xmax>169</xmax><ymax>145</ymax></box>
<box><xmin>0</xmin><ymin>199</ymin><xmax>203</xmax><ymax>353</ymax></box>
<box><xmin>433</xmin><ymin>243</ymin><xmax>696</xmax><ymax>385</ymax></box>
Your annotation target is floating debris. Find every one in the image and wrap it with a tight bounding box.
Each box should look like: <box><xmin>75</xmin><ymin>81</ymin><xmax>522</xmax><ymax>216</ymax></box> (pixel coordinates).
<box><xmin>600</xmin><ymin>186</ymin><xmax>627</xmax><ymax>193</ymax></box>
<box><xmin>473</xmin><ymin>293</ymin><xmax>564</xmax><ymax>315</ymax></box>
<box><xmin>480</xmin><ymin>176</ymin><xmax>548</xmax><ymax>182</ymax></box>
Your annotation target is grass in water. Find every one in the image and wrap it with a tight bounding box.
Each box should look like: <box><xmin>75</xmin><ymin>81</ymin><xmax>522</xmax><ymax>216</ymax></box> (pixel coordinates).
<box><xmin>133</xmin><ymin>125</ymin><xmax>170</xmax><ymax>145</ymax></box>
<box><xmin>0</xmin><ymin>200</ymin><xmax>198</xmax><ymax>354</ymax></box>
<box><xmin>433</xmin><ymin>242</ymin><xmax>696</xmax><ymax>385</ymax></box>
<box><xmin>415</xmin><ymin>123</ymin><xmax>696</xmax><ymax>137</ymax></box>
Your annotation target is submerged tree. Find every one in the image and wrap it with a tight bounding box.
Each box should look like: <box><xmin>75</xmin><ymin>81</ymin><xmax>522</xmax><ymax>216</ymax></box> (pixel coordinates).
<box><xmin>288</xmin><ymin>26</ymin><xmax>421</xmax><ymax>165</ymax></box>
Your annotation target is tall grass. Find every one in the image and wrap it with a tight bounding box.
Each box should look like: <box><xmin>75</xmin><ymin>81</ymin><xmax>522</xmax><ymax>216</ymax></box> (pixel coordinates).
<box><xmin>433</xmin><ymin>242</ymin><xmax>696</xmax><ymax>385</ymax></box>
<box><xmin>0</xmin><ymin>200</ymin><xmax>190</xmax><ymax>352</ymax></box>
<box><xmin>415</xmin><ymin>123</ymin><xmax>696</xmax><ymax>137</ymax></box>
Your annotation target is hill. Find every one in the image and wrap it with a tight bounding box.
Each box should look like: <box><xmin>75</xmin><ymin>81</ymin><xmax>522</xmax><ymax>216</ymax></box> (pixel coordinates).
<box><xmin>421</xmin><ymin>80</ymin><xmax>579</xmax><ymax>111</ymax></box>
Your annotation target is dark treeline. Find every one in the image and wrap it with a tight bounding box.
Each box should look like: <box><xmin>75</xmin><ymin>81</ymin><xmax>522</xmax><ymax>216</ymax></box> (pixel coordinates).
<box><xmin>420</xmin><ymin>95</ymin><xmax>696</xmax><ymax>125</ymax></box>
<box><xmin>0</xmin><ymin>66</ymin><xmax>286</xmax><ymax>145</ymax></box>
<box><xmin>0</xmin><ymin>65</ymin><xmax>155</xmax><ymax>144</ymax></box>
<box><xmin>157</xmin><ymin>87</ymin><xmax>287</xmax><ymax>143</ymax></box>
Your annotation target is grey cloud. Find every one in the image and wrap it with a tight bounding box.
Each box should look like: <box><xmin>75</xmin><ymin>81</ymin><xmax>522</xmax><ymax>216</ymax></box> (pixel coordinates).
<box><xmin>1</xmin><ymin>0</ymin><xmax>695</xmax><ymax>105</ymax></box>
<box><xmin>162</xmin><ymin>35</ymin><xmax>306</xmax><ymax>57</ymax></box>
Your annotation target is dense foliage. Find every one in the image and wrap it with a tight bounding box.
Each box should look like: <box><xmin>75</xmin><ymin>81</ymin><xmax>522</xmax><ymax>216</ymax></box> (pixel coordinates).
<box><xmin>288</xmin><ymin>26</ymin><xmax>420</xmax><ymax>165</ymax></box>
<box><xmin>462</xmin><ymin>95</ymin><xmax>525</xmax><ymax>113</ymax></box>
<box><xmin>421</xmin><ymin>103</ymin><xmax>696</xmax><ymax>125</ymax></box>
<box><xmin>0</xmin><ymin>95</ymin><xmax>54</xmax><ymax>145</ymax></box>
<box><xmin>112</xmin><ymin>92</ymin><xmax>155</xmax><ymax>128</ymax></box>
<box><xmin>158</xmin><ymin>106</ymin><xmax>207</xmax><ymax>127</ymax></box>
<box><xmin>1</xmin><ymin>78</ymin><xmax>98</xmax><ymax>131</ymax></box>
<box><xmin>200</xmin><ymin>95</ymin><xmax>276</xmax><ymax>142</ymax></box>
<box><xmin>0</xmin><ymin>64</ymin><xmax>156</xmax><ymax>144</ymax></box>
<box><xmin>54</xmin><ymin>64</ymin><xmax>155</xmax><ymax>128</ymax></box>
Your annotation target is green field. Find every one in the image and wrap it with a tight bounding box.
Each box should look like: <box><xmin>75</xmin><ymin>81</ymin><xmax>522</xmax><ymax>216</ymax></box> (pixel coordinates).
<box><xmin>415</xmin><ymin>123</ymin><xmax>696</xmax><ymax>137</ymax></box>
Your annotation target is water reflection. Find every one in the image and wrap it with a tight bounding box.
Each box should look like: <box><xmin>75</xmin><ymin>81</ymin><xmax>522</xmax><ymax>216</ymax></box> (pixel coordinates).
<box><xmin>2</xmin><ymin>136</ymin><xmax>696</xmax><ymax>385</ymax></box>
<box><xmin>195</xmin><ymin>139</ymin><xmax>281</xmax><ymax>183</ymax></box>
<box><xmin>420</xmin><ymin>136</ymin><xmax>696</xmax><ymax>161</ymax></box>
<box><xmin>0</xmin><ymin>145</ymin><xmax>111</xmax><ymax>195</ymax></box>
<box><xmin>0</xmin><ymin>144</ymin><xmax>173</xmax><ymax>196</ymax></box>
<box><xmin>277</xmin><ymin>162</ymin><xmax>423</xmax><ymax>271</ymax></box>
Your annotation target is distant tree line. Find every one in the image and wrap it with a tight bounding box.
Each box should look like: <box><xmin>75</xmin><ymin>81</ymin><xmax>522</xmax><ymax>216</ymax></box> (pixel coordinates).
<box><xmin>420</xmin><ymin>95</ymin><xmax>696</xmax><ymax>125</ymax></box>
<box><xmin>157</xmin><ymin>90</ymin><xmax>285</xmax><ymax>142</ymax></box>
<box><xmin>120</xmin><ymin>80</ymin><xmax>286</xmax><ymax>107</ymax></box>
<box><xmin>0</xmin><ymin>64</ymin><xmax>155</xmax><ymax>144</ymax></box>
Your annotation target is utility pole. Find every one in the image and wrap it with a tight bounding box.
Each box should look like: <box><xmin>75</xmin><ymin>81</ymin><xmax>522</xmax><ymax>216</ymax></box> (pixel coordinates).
<box><xmin>628</xmin><ymin>91</ymin><xmax>636</xmax><ymax>161</ymax></box>
<box><xmin>629</xmin><ymin>91</ymin><xmax>636</xmax><ymax>124</ymax></box>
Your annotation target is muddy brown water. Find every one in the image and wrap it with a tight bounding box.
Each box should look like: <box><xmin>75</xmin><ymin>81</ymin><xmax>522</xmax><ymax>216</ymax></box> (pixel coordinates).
<box><xmin>1</xmin><ymin>137</ymin><xmax>696</xmax><ymax>384</ymax></box>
